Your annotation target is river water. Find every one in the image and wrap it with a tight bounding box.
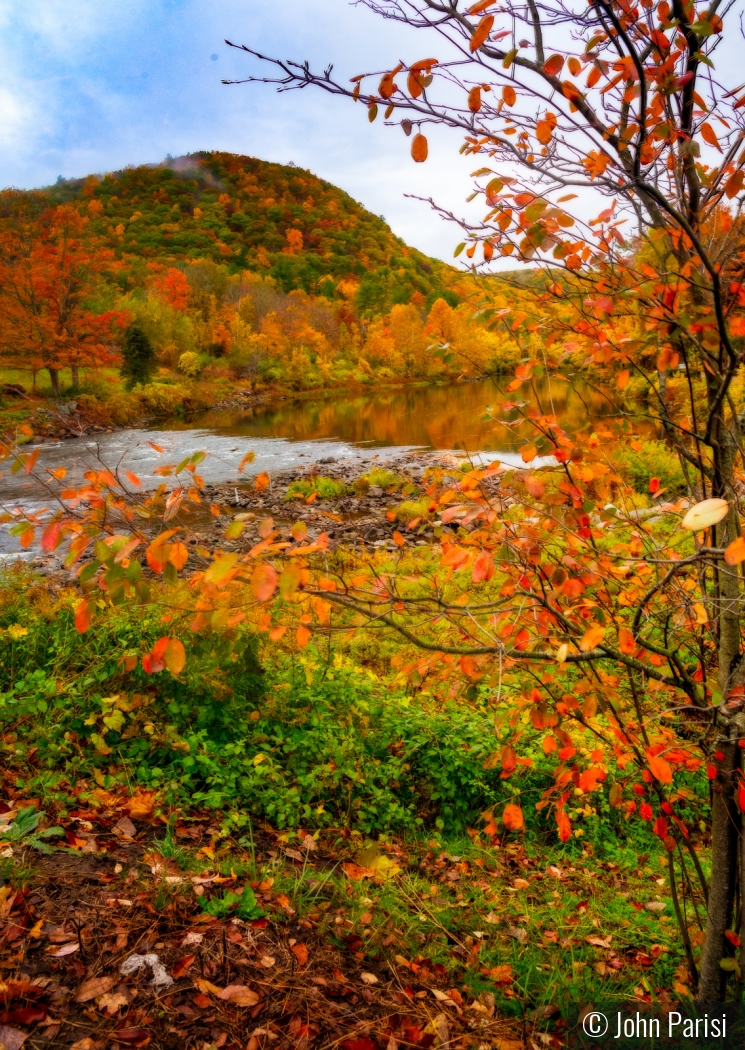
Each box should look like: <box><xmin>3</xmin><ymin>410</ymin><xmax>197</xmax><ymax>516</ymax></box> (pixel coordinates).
<box><xmin>1</xmin><ymin>375</ymin><xmax>613</xmax><ymax>557</ymax></box>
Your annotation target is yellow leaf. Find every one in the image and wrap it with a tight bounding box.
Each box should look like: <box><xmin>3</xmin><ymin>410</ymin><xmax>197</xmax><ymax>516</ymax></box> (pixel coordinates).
<box><xmin>681</xmin><ymin>498</ymin><xmax>729</xmax><ymax>531</ymax></box>
<box><xmin>204</xmin><ymin>553</ymin><xmax>239</xmax><ymax>584</ymax></box>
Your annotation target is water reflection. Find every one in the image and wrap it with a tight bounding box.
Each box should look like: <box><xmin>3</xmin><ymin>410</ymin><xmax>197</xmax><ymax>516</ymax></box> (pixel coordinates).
<box><xmin>163</xmin><ymin>375</ymin><xmax>615</xmax><ymax>453</ymax></box>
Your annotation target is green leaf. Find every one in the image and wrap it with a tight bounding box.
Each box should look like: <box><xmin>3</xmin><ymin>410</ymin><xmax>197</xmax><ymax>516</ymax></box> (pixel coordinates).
<box><xmin>368</xmin><ymin>104</ymin><xmax>378</xmax><ymax>122</ymax></box>
<box><xmin>200</xmin><ymin>886</ymin><xmax>265</xmax><ymax>921</ymax></box>
<box><xmin>454</xmin><ymin>242</ymin><xmax>466</xmax><ymax>257</ymax></box>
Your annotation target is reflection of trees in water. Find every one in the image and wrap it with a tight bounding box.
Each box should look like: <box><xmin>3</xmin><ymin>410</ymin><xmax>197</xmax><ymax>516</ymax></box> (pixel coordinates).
<box><xmin>184</xmin><ymin>378</ymin><xmax>615</xmax><ymax>451</ymax></box>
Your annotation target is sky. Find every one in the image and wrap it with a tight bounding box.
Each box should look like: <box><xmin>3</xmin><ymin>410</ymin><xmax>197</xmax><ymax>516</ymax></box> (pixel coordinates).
<box><xmin>0</xmin><ymin>0</ymin><xmax>481</xmax><ymax>263</ymax></box>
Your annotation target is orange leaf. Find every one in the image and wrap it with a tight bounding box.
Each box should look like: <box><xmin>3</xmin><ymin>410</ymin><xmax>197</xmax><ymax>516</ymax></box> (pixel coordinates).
<box><xmin>725</xmin><ymin>170</ymin><xmax>744</xmax><ymax>199</ymax></box>
<box><xmin>125</xmin><ymin>470</ymin><xmax>141</xmax><ymax>487</ymax></box>
<box><xmin>618</xmin><ymin>627</ymin><xmax>635</xmax><ymax>654</ymax></box>
<box><xmin>520</xmin><ymin>474</ymin><xmax>543</xmax><ymax>500</ymax></box>
<box><xmin>556</xmin><ymin>808</ymin><xmax>571</xmax><ymax>842</ymax></box>
<box><xmin>617</xmin><ymin>369</ymin><xmax>630</xmax><ymax>390</ymax></box>
<box><xmin>251</xmin><ymin>562</ymin><xmax>278</xmax><ymax>602</ymax></box>
<box><xmin>535</xmin><ymin>119</ymin><xmax>553</xmax><ymax>145</ymax></box>
<box><xmin>393</xmin><ymin>531</ymin><xmax>405</xmax><ymax>547</ymax></box>
<box><xmin>700</xmin><ymin>121</ymin><xmax>721</xmax><ymax>151</ymax></box>
<box><xmin>502</xmin><ymin>84</ymin><xmax>516</xmax><ymax>106</ymax></box>
<box><xmin>165</xmin><ymin>638</ymin><xmax>186</xmax><ymax>675</ymax></box>
<box><xmin>730</xmin><ymin>317</ymin><xmax>745</xmax><ymax>337</ymax></box>
<box><xmin>75</xmin><ymin>599</ymin><xmax>93</xmax><ymax>634</ymax></box>
<box><xmin>291</xmin><ymin>943</ymin><xmax>309</xmax><ymax>967</ymax></box>
<box><xmin>467</xmin><ymin>86</ymin><xmax>482</xmax><ymax>112</ymax></box>
<box><xmin>472</xmin><ymin>550</ymin><xmax>495</xmax><ymax>582</ymax></box>
<box><xmin>543</xmin><ymin>54</ymin><xmax>565</xmax><ymax>77</ymax></box>
<box><xmin>647</xmin><ymin>753</ymin><xmax>673</xmax><ymax>785</ymax></box>
<box><xmin>725</xmin><ymin>536</ymin><xmax>745</xmax><ymax>565</ymax></box>
<box><xmin>169</xmin><ymin>542</ymin><xmax>188</xmax><ymax>570</ymax></box>
<box><xmin>296</xmin><ymin>625</ymin><xmax>311</xmax><ymax>648</ymax></box>
<box><xmin>579</xmin><ymin>623</ymin><xmax>604</xmax><ymax>651</ymax></box>
<box><xmin>411</xmin><ymin>133</ymin><xmax>428</xmax><ymax>162</ymax></box>
<box><xmin>503</xmin><ymin>803</ymin><xmax>524</xmax><ymax>831</ymax></box>
<box><xmin>172</xmin><ymin>954</ymin><xmax>197</xmax><ymax>979</ymax></box>
<box><xmin>470</xmin><ymin>14</ymin><xmax>494</xmax><ymax>52</ymax></box>
<box><xmin>255</xmin><ymin>472</ymin><xmax>270</xmax><ymax>492</ymax></box>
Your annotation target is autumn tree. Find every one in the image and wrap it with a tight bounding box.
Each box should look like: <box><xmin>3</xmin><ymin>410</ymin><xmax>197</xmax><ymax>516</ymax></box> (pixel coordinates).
<box><xmin>0</xmin><ymin>193</ymin><xmax>122</xmax><ymax>396</ymax></box>
<box><xmin>223</xmin><ymin>0</ymin><xmax>745</xmax><ymax>999</ymax></box>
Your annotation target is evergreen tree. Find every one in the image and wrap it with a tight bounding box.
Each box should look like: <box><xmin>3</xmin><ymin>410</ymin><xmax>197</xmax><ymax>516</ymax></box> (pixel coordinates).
<box><xmin>120</xmin><ymin>324</ymin><xmax>156</xmax><ymax>390</ymax></box>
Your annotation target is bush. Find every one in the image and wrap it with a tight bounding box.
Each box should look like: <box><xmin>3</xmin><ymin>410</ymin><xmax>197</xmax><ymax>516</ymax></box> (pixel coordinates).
<box><xmin>178</xmin><ymin>351</ymin><xmax>202</xmax><ymax>378</ymax></box>
<box><xmin>612</xmin><ymin>439</ymin><xmax>687</xmax><ymax>495</ymax></box>
<box><xmin>285</xmin><ymin>476</ymin><xmax>348</xmax><ymax>500</ymax></box>
<box><xmin>395</xmin><ymin>499</ymin><xmax>432</xmax><ymax>523</ymax></box>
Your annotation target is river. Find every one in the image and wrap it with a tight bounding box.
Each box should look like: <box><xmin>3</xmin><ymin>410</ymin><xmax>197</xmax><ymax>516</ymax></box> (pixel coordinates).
<box><xmin>1</xmin><ymin>375</ymin><xmax>614</xmax><ymax>557</ymax></box>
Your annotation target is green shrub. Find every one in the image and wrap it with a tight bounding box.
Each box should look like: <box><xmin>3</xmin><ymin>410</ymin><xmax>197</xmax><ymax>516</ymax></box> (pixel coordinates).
<box><xmin>356</xmin><ymin>468</ymin><xmax>402</xmax><ymax>491</ymax></box>
<box><xmin>285</xmin><ymin>476</ymin><xmax>348</xmax><ymax>500</ymax></box>
<box><xmin>612</xmin><ymin>439</ymin><xmax>687</xmax><ymax>495</ymax></box>
<box><xmin>395</xmin><ymin>498</ymin><xmax>432</xmax><ymax>523</ymax></box>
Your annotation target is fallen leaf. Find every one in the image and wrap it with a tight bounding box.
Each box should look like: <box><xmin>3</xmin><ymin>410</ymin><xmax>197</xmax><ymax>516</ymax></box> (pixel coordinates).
<box><xmin>508</xmin><ymin>926</ymin><xmax>527</xmax><ymax>944</ymax></box>
<box><xmin>0</xmin><ymin>1027</ymin><xmax>27</xmax><ymax>1050</ymax></box>
<box><xmin>646</xmin><ymin>901</ymin><xmax>666</xmax><ymax>912</ymax></box>
<box><xmin>69</xmin><ymin>1040</ymin><xmax>96</xmax><ymax>1050</ymax></box>
<box><xmin>172</xmin><ymin>954</ymin><xmax>197</xmax><ymax>979</ymax></box>
<box><xmin>114</xmin><ymin>1030</ymin><xmax>151</xmax><ymax>1047</ymax></box>
<box><xmin>193</xmin><ymin>978</ymin><xmax>224</xmax><ymax>995</ymax></box>
<box><xmin>585</xmin><ymin>935</ymin><xmax>612</xmax><ymax>948</ymax></box>
<box><xmin>217</xmin><ymin>984</ymin><xmax>260</xmax><ymax>1007</ymax></box>
<box><xmin>291</xmin><ymin>943</ymin><xmax>309</xmax><ymax>967</ymax></box>
<box><xmin>98</xmin><ymin>991</ymin><xmax>129</xmax><ymax>1015</ymax></box>
<box><xmin>75</xmin><ymin>975</ymin><xmax>117</xmax><ymax>1003</ymax></box>
<box><xmin>259</xmin><ymin>956</ymin><xmax>276</xmax><ymax>968</ymax></box>
<box><xmin>360</xmin><ymin>972</ymin><xmax>379</xmax><ymax>985</ymax></box>
<box><xmin>113</xmin><ymin>816</ymin><xmax>136</xmax><ymax>838</ymax></box>
<box><xmin>51</xmin><ymin>941</ymin><xmax>80</xmax><ymax>956</ymax></box>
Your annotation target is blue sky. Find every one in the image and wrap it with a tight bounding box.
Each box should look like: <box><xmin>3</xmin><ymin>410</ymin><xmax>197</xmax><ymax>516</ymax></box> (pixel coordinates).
<box><xmin>0</xmin><ymin>0</ymin><xmax>477</xmax><ymax>261</ymax></box>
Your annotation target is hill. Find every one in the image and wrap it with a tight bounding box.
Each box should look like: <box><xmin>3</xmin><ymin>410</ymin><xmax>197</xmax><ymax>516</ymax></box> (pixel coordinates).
<box><xmin>46</xmin><ymin>151</ymin><xmax>459</xmax><ymax>317</ymax></box>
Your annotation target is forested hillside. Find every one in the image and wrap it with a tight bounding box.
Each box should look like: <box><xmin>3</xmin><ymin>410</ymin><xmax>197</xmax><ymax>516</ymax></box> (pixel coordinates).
<box><xmin>47</xmin><ymin>151</ymin><xmax>459</xmax><ymax>315</ymax></box>
<box><xmin>0</xmin><ymin>152</ymin><xmax>540</xmax><ymax>418</ymax></box>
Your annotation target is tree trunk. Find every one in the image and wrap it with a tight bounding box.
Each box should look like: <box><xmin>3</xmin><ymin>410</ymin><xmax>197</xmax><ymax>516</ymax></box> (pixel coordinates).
<box><xmin>48</xmin><ymin>367</ymin><xmax>60</xmax><ymax>398</ymax></box>
<box><xmin>698</xmin><ymin>503</ymin><xmax>744</xmax><ymax>1000</ymax></box>
<box><xmin>697</xmin><ymin>738</ymin><xmax>740</xmax><ymax>999</ymax></box>
<box><xmin>71</xmin><ymin>365</ymin><xmax>79</xmax><ymax>389</ymax></box>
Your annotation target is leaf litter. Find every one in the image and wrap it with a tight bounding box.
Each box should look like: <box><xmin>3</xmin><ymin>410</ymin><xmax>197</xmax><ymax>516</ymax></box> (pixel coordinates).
<box><xmin>0</xmin><ymin>784</ymin><xmax>683</xmax><ymax>1048</ymax></box>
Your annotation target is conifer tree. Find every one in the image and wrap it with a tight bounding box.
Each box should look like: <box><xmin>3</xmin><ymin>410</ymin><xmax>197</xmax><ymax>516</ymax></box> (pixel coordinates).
<box><xmin>120</xmin><ymin>324</ymin><xmax>156</xmax><ymax>391</ymax></box>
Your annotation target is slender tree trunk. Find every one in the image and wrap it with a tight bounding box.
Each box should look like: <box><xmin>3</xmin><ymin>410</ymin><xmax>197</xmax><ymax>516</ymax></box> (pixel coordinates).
<box><xmin>48</xmin><ymin>367</ymin><xmax>60</xmax><ymax>398</ymax></box>
<box><xmin>71</xmin><ymin>365</ymin><xmax>79</xmax><ymax>389</ymax></box>
<box><xmin>697</xmin><ymin>738</ymin><xmax>740</xmax><ymax>999</ymax></box>
<box><xmin>698</xmin><ymin>500</ymin><xmax>744</xmax><ymax>1000</ymax></box>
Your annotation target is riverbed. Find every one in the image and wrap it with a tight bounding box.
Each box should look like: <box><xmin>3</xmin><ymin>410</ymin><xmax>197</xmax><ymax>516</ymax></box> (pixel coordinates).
<box><xmin>1</xmin><ymin>375</ymin><xmax>613</xmax><ymax>558</ymax></box>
